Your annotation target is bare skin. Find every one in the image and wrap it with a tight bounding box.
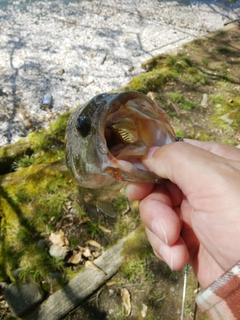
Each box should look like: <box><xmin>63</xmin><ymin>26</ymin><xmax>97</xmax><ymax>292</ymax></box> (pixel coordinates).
<box><xmin>127</xmin><ymin>140</ymin><xmax>240</xmax><ymax>289</ymax></box>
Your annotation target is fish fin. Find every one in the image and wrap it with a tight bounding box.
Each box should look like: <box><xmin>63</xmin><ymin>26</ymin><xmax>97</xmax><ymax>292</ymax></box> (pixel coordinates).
<box><xmin>96</xmin><ymin>200</ymin><xmax>116</xmax><ymax>218</ymax></box>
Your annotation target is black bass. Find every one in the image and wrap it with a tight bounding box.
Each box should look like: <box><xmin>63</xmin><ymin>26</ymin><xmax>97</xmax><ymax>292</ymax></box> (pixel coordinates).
<box><xmin>66</xmin><ymin>91</ymin><xmax>179</xmax><ymax>217</ymax></box>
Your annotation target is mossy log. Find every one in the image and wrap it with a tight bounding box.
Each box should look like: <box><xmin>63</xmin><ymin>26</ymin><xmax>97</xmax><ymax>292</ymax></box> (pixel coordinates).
<box><xmin>24</xmin><ymin>238</ymin><xmax>126</xmax><ymax>320</ymax></box>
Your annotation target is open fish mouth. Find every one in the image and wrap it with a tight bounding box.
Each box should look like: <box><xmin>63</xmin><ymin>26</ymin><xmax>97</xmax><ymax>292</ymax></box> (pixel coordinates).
<box><xmin>98</xmin><ymin>91</ymin><xmax>178</xmax><ymax>183</ymax></box>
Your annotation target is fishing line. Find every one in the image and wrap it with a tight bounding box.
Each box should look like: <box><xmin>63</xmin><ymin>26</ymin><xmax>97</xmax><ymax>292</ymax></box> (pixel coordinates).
<box><xmin>180</xmin><ymin>263</ymin><xmax>188</xmax><ymax>320</ymax></box>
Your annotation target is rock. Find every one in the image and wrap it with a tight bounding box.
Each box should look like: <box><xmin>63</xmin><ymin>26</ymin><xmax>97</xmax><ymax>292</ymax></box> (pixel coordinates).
<box><xmin>49</xmin><ymin>244</ymin><xmax>68</xmax><ymax>260</ymax></box>
<box><xmin>220</xmin><ymin>107</ymin><xmax>239</xmax><ymax>125</ymax></box>
<box><xmin>200</xmin><ymin>93</ymin><xmax>208</xmax><ymax>108</ymax></box>
<box><xmin>4</xmin><ymin>279</ymin><xmax>44</xmax><ymax>317</ymax></box>
<box><xmin>40</xmin><ymin>94</ymin><xmax>53</xmax><ymax>110</ymax></box>
<box><xmin>36</xmin><ymin>239</ymin><xmax>47</xmax><ymax>249</ymax></box>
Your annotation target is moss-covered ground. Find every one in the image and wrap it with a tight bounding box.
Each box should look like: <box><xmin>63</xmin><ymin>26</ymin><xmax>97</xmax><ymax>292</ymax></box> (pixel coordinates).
<box><xmin>0</xmin><ymin>24</ymin><xmax>240</xmax><ymax>319</ymax></box>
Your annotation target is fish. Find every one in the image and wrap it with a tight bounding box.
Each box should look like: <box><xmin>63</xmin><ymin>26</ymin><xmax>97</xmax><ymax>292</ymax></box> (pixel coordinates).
<box><xmin>65</xmin><ymin>90</ymin><xmax>179</xmax><ymax>217</ymax></box>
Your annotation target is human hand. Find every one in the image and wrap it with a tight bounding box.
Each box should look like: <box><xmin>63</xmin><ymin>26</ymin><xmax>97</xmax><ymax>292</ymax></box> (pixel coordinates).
<box><xmin>127</xmin><ymin>140</ymin><xmax>240</xmax><ymax>288</ymax></box>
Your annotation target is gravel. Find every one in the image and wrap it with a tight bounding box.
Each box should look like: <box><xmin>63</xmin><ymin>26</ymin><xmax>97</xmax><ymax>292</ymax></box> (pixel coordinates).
<box><xmin>0</xmin><ymin>0</ymin><xmax>239</xmax><ymax>147</ymax></box>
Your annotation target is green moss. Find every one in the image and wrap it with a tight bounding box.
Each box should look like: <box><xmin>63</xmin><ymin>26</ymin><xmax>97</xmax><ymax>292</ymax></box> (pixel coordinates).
<box><xmin>183</xmin><ymin>71</ymin><xmax>209</xmax><ymax>86</ymax></box>
<box><xmin>167</xmin><ymin>91</ymin><xmax>198</xmax><ymax>111</ymax></box>
<box><xmin>124</xmin><ymin>68</ymin><xmax>178</xmax><ymax>93</ymax></box>
<box><xmin>0</xmin><ymin>112</ymin><xmax>70</xmax><ymax>175</ymax></box>
<box><xmin>195</xmin><ymin>130</ymin><xmax>213</xmax><ymax>141</ymax></box>
<box><xmin>167</xmin><ymin>90</ymin><xmax>184</xmax><ymax>104</ymax></box>
<box><xmin>0</xmin><ymin>161</ymin><xmax>74</xmax><ymax>281</ymax></box>
<box><xmin>210</xmin><ymin>96</ymin><xmax>240</xmax><ymax>130</ymax></box>
<box><xmin>121</xmin><ymin>226</ymin><xmax>155</xmax><ymax>283</ymax></box>
<box><xmin>209</xmin><ymin>94</ymin><xmax>225</xmax><ymax>104</ymax></box>
<box><xmin>165</xmin><ymin>54</ymin><xmax>192</xmax><ymax>72</ymax></box>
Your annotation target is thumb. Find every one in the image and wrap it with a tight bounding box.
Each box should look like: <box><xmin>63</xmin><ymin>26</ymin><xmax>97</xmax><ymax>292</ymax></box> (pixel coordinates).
<box><xmin>142</xmin><ymin>141</ymin><xmax>224</xmax><ymax>196</ymax></box>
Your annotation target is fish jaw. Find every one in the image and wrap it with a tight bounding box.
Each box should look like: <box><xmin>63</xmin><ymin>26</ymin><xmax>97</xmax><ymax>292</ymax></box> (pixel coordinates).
<box><xmin>66</xmin><ymin>90</ymin><xmax>178</xmax><ymax>188</ymax></box>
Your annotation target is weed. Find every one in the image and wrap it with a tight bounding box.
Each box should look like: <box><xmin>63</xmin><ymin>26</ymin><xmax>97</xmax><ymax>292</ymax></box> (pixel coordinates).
<box><xmin>215</xmin><ymin>46</ymin><xmax>232</xmax><ymax>54</ymax></box>
<box><xmin>15</xmin><ymin>187</ymin><xmax>31</xmax><ymax>203</ymax></box>
<box><xmin>167</xmin><ymin>91</ymin><xmax>198</xmax><ymax>110</ymax></box>
<box><xmin>185</xmin><ymin>72</ymin><xmax>209</xmax><ymax>86</ymax></box>
<box><xmin>18</xmin><ymin>247</ymin><xmax>65</xmax><ymax>283</ymax></box>
<box><xmin>121</xmin><ymin>257</ymin><xmax>155</xmax><ymax>284</ymax></box>
<box><xmin>165</xmin><ymin>55</ymin><xmax>192</xmax><ymax>71</ymax></box>
<box><xmin>201</xmin><ymin>58</ymin><xmax>208</xmax><ymax>67</ymax></box>
<box><xmin>209</xmin><ymin>94</ymin><xmax>225</xmax><ymax>104</ymax></box>
<box><xmin>12</xmin><ymin>155</ymin><xmax>35</xmax><ymax>170</ymax></box>
<box><xmin>167</xmin><ymin>91</ymin><xmax>184</xmax><ymax>104</ymax></box>
<box><xmin>70</xmin><ymin>237</ymin><xmax>79</xmax><ymax>247</ymax></box>
<box><xmin>85</xmin><ymin>221</ymin><xmax>102</xmax><ymax>237</ymax></box>
<box><xmin>148</xmin><ymin>289</ymin><xmax>166</xmax><ymax>306</ymax></box>
<box><xmin>181</xmin><ymin>100</ymin><xmax>198</xmax><ymax>111</ymax></box>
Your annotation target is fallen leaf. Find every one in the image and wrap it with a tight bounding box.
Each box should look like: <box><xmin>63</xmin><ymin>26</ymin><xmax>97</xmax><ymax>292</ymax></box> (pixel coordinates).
<box><xmin>67</xmin><ymin>251</ymin><xmax>82</xmax><ymax>264</ymax></box>
<box><xmin>106</xmin><ymin>281</ymin><xmax>116</xmax><ymax>286</ymax></box>
<box><xmin>120</xmin><ymin>288</ymin><xmax>131</xmax><ymax>316</ymax></box>
<box><xmin>92</xmin><ymin>251</ymin><xmax>101</xmax><ymax>259</ymax></box>
<box><xmin>83</xmin><ymin>247</ymin><xmax>92</xmax><ymax>259</ymax></box>
<box><xmin>98</xmin><ymin>225</ymin><xmax>111</xmax><ymax>233</ymax></box>
<box><xmin>78</xmin><ymin>217</ymin><xmax>91</xmax><ymax>225</ymax></box>
<box><xmin>49</xmin><ymin>229</ymin><xmax>69</xmax><ymax>247</ymax></box>
<box><xmin>86</xmin><ymin>240</ymin><xmax>102</xmax><ymax>249</ymax></box>
<box><xmin>77</xmin><ymin>245</ymin><xmax>85</xmax><ymax>252</ymax></box>
<box><xmin>141</xmin><ymin>303</ymin><xmax>148</xmax><ymax>318</ymax></box>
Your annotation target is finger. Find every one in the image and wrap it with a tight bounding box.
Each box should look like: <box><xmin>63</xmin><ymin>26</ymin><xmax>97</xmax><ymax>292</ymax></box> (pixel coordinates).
<box><xmin>126</xmin><ymin>182</ymin><xmax>154</xmax><ymax>201</ymax></box>
<box><xmin>142</xmin><ymin>142</ymin><xmax>237</xmax><ymax>197</ymax></box>
<box><xmin>139</xmin><ymin>184</ymin><xmax>182</xmax><ymax>246</ymax></box>
<box><xmin>146</xmin><ymin>227</ymin><xmax>189</xmax><ymax>270</ymax></box>
<box><xmin>184</xmin><ymin>139</ymin><xmax>240</xmax><ymax>161</ymax></box>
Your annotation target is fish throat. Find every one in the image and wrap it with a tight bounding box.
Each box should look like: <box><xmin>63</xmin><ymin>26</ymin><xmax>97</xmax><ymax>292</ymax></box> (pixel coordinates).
<box><xmin>99</xmin><ymin>92</ymin><xmax>178</xmax><ymax>183</ymax></box>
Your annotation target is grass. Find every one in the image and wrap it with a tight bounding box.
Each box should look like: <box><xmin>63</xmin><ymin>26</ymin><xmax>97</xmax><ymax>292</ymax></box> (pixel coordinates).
<box><xmin>121</xmin><ymin>258</ymin><xmax>150</xmax><ymax>283</ymax></box>
<box><xmin>215</xmin><ymin>46</ymin><xmax>232</xmax><ymax>54</ymax></box>
<box><xmin>209</xmin><ymin>94</ymin><xmax>225</xmax><ymax>104</ymax></box>
<box><xmin>167</xmin><ymin>91</ymin><xmax>198</xmax><ymax>110</ymax></box>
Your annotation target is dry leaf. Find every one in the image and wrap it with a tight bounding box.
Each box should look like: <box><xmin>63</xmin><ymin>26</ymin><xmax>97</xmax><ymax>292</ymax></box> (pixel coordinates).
<box><xmin>56</xmin><ymin>214</ymin><xmax>74</xmax><ymax>229</ymax></box>
<box><xmin>49</xmin><ymin>229</ymin><xmax>69</xmax><ymax>247</ymax></box>
<box><xmin>83</xmin><ymin>247</ymin><xmax>92</xmax><ymax>259</ymax></box>
<box><xmin>120</xmin><ymin>288</ymin><xmax>131</xmax><ymax>316</ymax></box>
<box><xmin>92</xmin><ymin>251</ymin><xmax>101</xmax><ymax>259</ymax></box>
<box><xmin>86</xmin><ymin>240</ymin><xmax>102</xmax><ymax>249</ymax></box>
<box><xmin>98</xmin><ymin>225</ymin><xmax>111</xmax><ymax>233</ymax></box>
<box><xmin>77</xmin><ymin>245</ymin><xmax>85</xmax><ymax>252</ymax></box>
<box><xmin>141</xmin><ymin>303</ymin><xmax>148</xmax><ymax>318</ymax></box>
<box><xmin>78</xmin><ymin>217</ymin><xmax>91</xmax><ymax>225</ymax></box>
<box><xmin>106</xmin><ymin>281</ymin><xmax>116</xmax><ymax>286</ymax></box>
<box><xmin>67</xmin><ymin>251</ymin><xmax>82</xmax><ymax>264</ymax></box>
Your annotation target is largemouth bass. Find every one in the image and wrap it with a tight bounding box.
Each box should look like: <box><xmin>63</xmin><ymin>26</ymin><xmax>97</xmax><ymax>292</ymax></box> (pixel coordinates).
<box><xmin>66</xmin><ymin>91</ymin><xmax>179</xmax><ymax>217</ymax></box>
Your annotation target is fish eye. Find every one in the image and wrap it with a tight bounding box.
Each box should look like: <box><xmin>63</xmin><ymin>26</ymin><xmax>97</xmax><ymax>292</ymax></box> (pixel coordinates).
<box><xmin>76</xmin><ymin>115</ymin><xmax>91</xmax><ymax>137</ymax></box>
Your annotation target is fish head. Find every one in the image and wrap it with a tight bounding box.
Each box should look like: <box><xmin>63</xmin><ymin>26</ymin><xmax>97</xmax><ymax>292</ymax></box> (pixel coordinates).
<box><xmin>66</xmin><ymin>91</ymin><xmax>178</xmax><ymax>189</ymax></box>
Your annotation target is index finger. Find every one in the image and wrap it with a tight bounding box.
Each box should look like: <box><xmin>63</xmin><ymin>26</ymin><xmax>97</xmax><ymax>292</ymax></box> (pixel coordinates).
<box><xmin>184</xmin><ymin>139</ymin><xmax>240</xmax><ymax>161</ymax></box>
